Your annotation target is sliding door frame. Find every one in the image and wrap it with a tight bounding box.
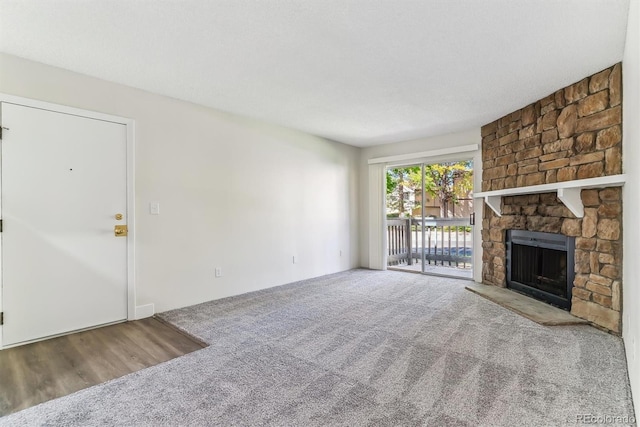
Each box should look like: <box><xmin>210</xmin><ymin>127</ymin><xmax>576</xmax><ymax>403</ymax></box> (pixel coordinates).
<box><xmin>383</xmin><ymin>152</ymin><xmax>479</xmax><ymax>281</ymax></box>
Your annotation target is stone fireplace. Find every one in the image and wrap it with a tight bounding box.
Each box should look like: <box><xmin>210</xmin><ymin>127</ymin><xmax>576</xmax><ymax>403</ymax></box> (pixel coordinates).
<box><xmin>480</xmin><ymin>63</ymin><xmax>623</xmax><ymax>333</ymax></box>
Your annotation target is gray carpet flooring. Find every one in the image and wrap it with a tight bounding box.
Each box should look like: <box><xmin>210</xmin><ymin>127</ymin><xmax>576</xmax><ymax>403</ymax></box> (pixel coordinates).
<box><xmin>0</xmin><ymin>269</ymin><xmax>635</xmax><ymax>426</ymax></box>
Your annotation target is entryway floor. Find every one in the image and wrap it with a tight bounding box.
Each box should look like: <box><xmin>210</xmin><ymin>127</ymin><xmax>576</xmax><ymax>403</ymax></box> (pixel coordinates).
<box><xmin>0</xmin><ymin>317</ymin><xmax>207</xmax><ymax>416</ymax></box>
<box><xmin>466</xmin><ymin>283</ymin><xmax>590</xmax><ymax>326</ymax></box>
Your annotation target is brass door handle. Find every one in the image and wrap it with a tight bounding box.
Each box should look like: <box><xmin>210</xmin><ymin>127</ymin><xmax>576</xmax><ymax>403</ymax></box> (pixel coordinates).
<box><xmin>114</xmin><ymin>225</ymin><xmax>128</xmax><ymax>237</ymax></box>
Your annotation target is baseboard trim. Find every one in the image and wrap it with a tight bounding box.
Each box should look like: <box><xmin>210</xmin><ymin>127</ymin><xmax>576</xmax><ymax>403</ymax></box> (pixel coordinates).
<box><xmin>135</xmin><ymin>304</ymin><xmax>155</xmax><ymax>320</ymax></box>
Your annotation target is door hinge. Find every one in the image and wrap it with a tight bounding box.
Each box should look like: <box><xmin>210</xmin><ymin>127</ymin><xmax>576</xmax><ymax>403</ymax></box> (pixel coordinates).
<box><xmin>0</xmin><ymin>312</ymin><xmax>4</xmax><ymax>325</ymax></box>
<box><xmin>0</xmin><ymin>219</ymin><xmax>3</xmax><ymax>232</ymax></box>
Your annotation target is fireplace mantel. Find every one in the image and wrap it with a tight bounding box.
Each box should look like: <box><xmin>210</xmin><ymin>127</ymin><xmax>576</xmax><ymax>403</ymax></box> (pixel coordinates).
<box><xmin>474</xmin><ymin>174</ymin><xmax>626</xmax><ymax>218</ymax></box>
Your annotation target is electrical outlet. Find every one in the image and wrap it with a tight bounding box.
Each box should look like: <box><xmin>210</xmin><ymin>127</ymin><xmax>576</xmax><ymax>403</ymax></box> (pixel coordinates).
<box><xmin>149</xmin><ymin>201</ymin><xmax>160</xmax><ymax>215</ymax></box>
<box><xmin>214</xmin><ymin>267</ymin><xmax>222</xmax><ymax>278</ymax></box>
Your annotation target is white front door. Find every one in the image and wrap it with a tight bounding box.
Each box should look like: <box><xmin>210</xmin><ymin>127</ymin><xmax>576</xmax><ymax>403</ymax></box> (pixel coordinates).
<box><xmin>1</xmin><ymin>102</ymin><xmax>128</xmax><ymax>347</ymax></box>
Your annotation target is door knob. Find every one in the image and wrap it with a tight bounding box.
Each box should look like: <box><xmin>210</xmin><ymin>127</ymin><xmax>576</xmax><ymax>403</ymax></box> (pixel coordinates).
<box><xmin>114</xmin><ymin>225</ymin><xmax>128</xmax><ymax>237</ymax></box>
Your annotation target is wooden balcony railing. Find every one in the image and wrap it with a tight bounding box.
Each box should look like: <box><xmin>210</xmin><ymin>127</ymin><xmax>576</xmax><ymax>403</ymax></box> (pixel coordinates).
<box><xmin>387</xmin><ymin>217</ymin><xmax>473</xmax><ymax>268</ymax></box>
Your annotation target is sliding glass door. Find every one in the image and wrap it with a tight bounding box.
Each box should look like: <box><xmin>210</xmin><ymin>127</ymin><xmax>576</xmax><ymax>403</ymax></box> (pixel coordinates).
<box><xmin>386</xmin><ymin>160</ymin><xmax>474</xmax><ymax>279</ymax></box>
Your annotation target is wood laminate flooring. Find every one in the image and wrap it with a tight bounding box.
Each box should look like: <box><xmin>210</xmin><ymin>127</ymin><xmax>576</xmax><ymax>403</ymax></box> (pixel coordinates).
<box><xmin>0</xmin><ymin>317</ymin><xmax>207</xmax><ymax>416</ymax></box>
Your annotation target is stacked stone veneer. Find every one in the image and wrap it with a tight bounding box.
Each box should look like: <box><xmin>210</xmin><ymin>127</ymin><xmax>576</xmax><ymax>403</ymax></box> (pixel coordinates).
<box><xmin>481</xmin><ymin>63</ymin><xmax>622</xmax><ymax>333</ymax></box>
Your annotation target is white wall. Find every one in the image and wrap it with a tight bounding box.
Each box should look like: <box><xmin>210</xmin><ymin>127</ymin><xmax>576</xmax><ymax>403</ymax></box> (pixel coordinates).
<box><xmin>358</xmin><ymin>129</ymin><xmax>482</xmax><ymax>281</ymax></box>
<box><xmin>623</xmin><ymin>0</ymin><xmax>640</xmax><ymax>414</ymax></box>
<box><xmin>0</xmin><ymin>53</ymin><xmax>360</xmax><ymax>313</ymax></box>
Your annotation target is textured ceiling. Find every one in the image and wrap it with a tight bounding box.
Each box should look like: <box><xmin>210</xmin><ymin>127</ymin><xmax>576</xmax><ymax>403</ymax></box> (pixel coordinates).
<box><xmin>0</xmin><ymin>0</ymin><xmax>630</xmax><ymax>147</ymax></box>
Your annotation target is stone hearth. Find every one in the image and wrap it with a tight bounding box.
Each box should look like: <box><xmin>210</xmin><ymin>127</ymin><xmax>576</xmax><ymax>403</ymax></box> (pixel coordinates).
<box><xmin>480</xmin><ymin>64</ymin><xmax>623</xmax><ymax>333</ymax></box>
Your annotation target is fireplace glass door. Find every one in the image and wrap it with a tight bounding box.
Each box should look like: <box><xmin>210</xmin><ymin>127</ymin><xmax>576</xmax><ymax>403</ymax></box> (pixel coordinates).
<box><xmin>506</xmin><ymin>230</ymin><xmax>575</xmax><ymax>309</ymax></box>
<box><xmin>511</xmin><ymin>244</ymin><xmax>568</xmax><ymax>298</ymax></box>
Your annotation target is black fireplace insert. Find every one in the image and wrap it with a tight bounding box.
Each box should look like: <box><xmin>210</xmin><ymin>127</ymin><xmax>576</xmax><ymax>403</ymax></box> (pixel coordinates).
<box><xmin>506</xmin><ymin>230</ymin><xmax>575</xmax><ymax>310</ymax></box>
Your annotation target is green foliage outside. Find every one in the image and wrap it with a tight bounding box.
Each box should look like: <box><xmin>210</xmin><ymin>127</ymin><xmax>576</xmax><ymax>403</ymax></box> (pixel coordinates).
<box><xmin>386</xmin><ymin>166</ymin><xmax>420</xmax><ymax>215</ymax></box>
<box><xmin>386</xmin><ymin>161</ymin><xmax>473</xmax><ymax>217</ymax></box>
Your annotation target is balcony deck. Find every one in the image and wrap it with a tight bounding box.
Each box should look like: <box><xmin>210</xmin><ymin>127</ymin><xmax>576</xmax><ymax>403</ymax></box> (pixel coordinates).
<box><xmin>387</xmin><ymin>217</ymin><xmax>473</xmax><ymax>279</ymax></box>
<box><xmin>390</xmin><ymin>262</ymin><xmax>473</xmax><ymax>279</ymax></box>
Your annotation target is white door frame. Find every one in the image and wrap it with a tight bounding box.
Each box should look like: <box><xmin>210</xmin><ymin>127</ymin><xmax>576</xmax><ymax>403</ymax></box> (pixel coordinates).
<box><xmin>0</xmin><ymin>93</ymin><xmax>136</xmax><ymax>347</ymax></box>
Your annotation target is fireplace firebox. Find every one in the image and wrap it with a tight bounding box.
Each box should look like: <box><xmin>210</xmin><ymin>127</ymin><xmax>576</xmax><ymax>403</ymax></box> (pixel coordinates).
<box><xmin>506</xmin><ymin>230</ymin><xmax>575</xmax><ymax>310</ymax></box>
